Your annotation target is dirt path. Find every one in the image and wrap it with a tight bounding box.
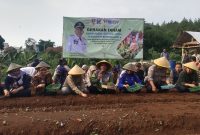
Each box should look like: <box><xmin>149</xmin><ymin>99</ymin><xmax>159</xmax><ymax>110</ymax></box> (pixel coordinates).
<box><xmin>1</xmin><ymin>93</ymin><xmax>200</xmax><ymax>135</ymax></box>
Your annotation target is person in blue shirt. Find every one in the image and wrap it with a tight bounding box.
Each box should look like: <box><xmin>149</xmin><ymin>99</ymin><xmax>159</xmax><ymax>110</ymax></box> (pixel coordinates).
<box><xmin>117</xmin><ymin>63</ymin><xmax>142</xmax><ymax>93</ymax></box>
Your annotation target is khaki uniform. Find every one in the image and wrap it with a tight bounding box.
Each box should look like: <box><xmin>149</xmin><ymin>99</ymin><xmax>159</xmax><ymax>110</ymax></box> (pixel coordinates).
<box><xmin>63</xmin><ymin>74</ymin><xmax>87</xmax><ymax>95</ymax></box>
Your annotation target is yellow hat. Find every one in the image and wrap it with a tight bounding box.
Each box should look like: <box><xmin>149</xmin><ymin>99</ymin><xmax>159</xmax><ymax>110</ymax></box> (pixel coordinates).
<box><xmin>35</xmin><ymin>61</ymin><xmax>50</xmax><ymax>70</ymax></box>
<box><xmin>68</xmin><ymin>65</ymin><xmax>85</xmax><ymax>75</ymax></box>
<box><xmin>154</xmin><ymin>57</ymin><xmax>170</xmax><ymax>68</ymax></box>
<box><xmin>96</xmin><ymin>60</ymin><xmax>112</xmax><ymax>71</ymax></box>
<box><xmin>7</xmin><ymin>63</ymin><xmax>22</xmax><ymax>73</ymax></box>
<box><xmin>183</xmin><ymin>62</ymin><xmax>198</xmax><ymax>71</ymax></box>
<box><xmin>123</xmin><ymin>63</ymin><xmax>136</xmax><ymax>72</ymax></box>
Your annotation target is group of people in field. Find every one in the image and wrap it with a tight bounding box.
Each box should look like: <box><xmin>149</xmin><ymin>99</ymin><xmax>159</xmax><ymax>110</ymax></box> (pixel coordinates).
<box><xmin>0</xmin><ymin>53</ymin><xmax>199</xmax><ymax>98</ymax></box>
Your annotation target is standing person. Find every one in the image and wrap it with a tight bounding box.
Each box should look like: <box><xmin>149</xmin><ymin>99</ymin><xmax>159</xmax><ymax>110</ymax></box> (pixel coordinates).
<box><xmin>61</xmin><ymin>65</ymin><xmax>88</xmax><ymax>97</ymax></box>
<box><xmin>66</xmin><ymin>21</ymin><xmax>87</xmax><ymax>54</ymax></box>
<box><xmin>192</xmin><ymin>49</ymin><xmax>200</xmax><ymax>63</ymax></box>
<box><xmin>117</xmin><ymin>63</ymin><xmax>142</xmax><ymax>93</ymax></box>
<box><xmin>160</xmin><ymin>49</ymin><xmax>169</xmax><ymax>60</ymax></box>
<box><xmin>175</xmin><ymin>62</ymin><xmax>199</xmax><ymax>92</ymax></box>
<box><xmin>182</xmin><ymin>50</ymin><xmax>190</xmax><ymax>64</ymax></box>
<box><xmin>3</xmin><ymin>63</ymin><xmax>31</xmax><ymax>97</ymax></box>
<box><xmin>145</xmin><ymin>57</ymin><xmax>170</xmax><ymax>92</ymax></box>
<box><xmin>169</xmin><ymin>63</ymin><xmax>182</xmax><ymax>84</ymax></box>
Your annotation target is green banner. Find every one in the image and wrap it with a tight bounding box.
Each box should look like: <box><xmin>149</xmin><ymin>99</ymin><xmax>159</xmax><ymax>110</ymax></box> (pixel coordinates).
<box><xmin>63</xmin><ymin>17</ymin><xmax>144</xmax><ymax>59</ymax></box>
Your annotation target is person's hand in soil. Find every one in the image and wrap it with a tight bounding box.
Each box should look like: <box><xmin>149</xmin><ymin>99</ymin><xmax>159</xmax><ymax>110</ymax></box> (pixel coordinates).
<box><xmin>10</xmin><ymin>89</ymin><xmax>19</xmax><ymax>94</ymax></box>
<box><xmin>81</xmin><ymin>93</ymin><xmax>87</xmax><ymax>97</ymax></box>
<box><xmin>123</xmin><ymin>84</ymin><xmax>129</xmax><ymax>89</ymax></box>
<box><xmin>152</xmin><ymin>86</ymin><xmax>158</xmax><ymax>92</ymax></box>
<box><xmin>3</xmin><ymin>90</ymin><xmax>10</xmax><ymax>97</ymax></box>
<box><xmin>37</xmin><ymin>84</ymin><xmax>45</xmax><ymax>88</ymax></box>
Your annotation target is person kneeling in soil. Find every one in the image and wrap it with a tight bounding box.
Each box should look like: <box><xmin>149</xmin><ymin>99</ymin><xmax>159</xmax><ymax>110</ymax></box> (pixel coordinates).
<box><xmin>144</xmin><ymin>57</ymin><xmax>170</xmax><ymax>92</ymax></box>
<box><xmin>117</xmin><ymin>63</ymin><xmax>142</xmax><ymax>93</ymax></box>
<box><xmin>32</xmin><ymin>61</ymin><xmax>52</xmax><ymax>95</ymax></box>
<box><xmin>3</xmin><ymin>63</ymin><xmax>31</xmax><ymax>97</ymax></box>
<box><xmin>61</xmin><ymin>65</ymin><xmax>88</xmax><ymax>97</ymax></box>
<box><xmin>89</xmin><ymin>60</ymin><xmax>115</xmax><ymax>94</ymax></box>
<box><xmin>175</xmin><ymin>62</ymin><xmax>199</xmax><ymax>92</ymax></box>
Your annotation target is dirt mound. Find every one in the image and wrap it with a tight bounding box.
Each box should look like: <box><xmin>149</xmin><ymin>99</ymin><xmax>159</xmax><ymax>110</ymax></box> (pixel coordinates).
<box><xmin>1</xmin><ymin>93</ymin><xmax>200</xmax><ymax>135</ymax></box>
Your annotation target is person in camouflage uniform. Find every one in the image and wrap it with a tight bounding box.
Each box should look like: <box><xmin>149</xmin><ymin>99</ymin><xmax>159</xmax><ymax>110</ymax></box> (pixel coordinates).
<box><xmin>89</xmin><ymin>60</ymin><xmax>114</xmax><ymax>94</ymax></box>
<box><xmin>61</xmin><ymin>65</ymin><xmax>88</xmax><ymax>97</ymax></box>
<box><xmin>32</xmin><ymin>61</ymin><xmax>52</xmax><ymax>95</ymax></box>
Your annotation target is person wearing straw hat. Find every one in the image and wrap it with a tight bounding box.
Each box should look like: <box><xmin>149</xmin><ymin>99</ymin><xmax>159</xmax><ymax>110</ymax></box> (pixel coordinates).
<box><xmin>89</xmin><ymin>60</ymin><xmax>114</xmax><ymax>94</ymax></box>
<box><xmin>117</xmin><ymin>63</ymin><xmax>142</xmax><ymax>93</ymax></box>
<box><xmin>32</xmin><ymin>61</ymin><xmax>52</xmax><ymax>95</ymax></box>
<box><xmin>144</xmin><ymin>57</ymin><xmax>170</xmax><ymax>92</ymax></box>
<box><xmin>175</xmin><ymin>62</ymin><xmax>199</xmax><ymax>92</ymax></box>
<box><xmin>61</xmin><ymin>65</ymin><xmax>88</xmax><ymax>97</ymax></box>
<box><xmin>3</xmin><ymin>63</ymin><xmax>32</xmax><ymax>97</ymax></box>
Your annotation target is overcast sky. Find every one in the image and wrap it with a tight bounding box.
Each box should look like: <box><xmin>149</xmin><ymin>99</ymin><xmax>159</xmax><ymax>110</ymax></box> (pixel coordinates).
<box><xmin>0</xmin><ymin>0</ymin><xmax>200</xmax><ymax>47</ymax></box>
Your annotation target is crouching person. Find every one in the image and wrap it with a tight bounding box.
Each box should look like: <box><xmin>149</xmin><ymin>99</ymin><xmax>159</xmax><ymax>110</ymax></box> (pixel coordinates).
<box><xmin>89</xmin><ymin>60</ymin><xmax>115</xmax><ymax>94</ymax></box>
<box><xmin>144</xmin><ymin>57</ymin><xmax>170</xmax><ymax>92</ymax></box>
<box><xmin>117</xmin><ymin>63</ymin><xmax>142</xmax><ymax>93</ymax></box>
<box><xmin>32</xmin><ymin>61</ymin><xmax>52</xmax><ymax>95</ymax></box>
<box><xmin>3</xmin><ymin>63</ymin><xmax>31</xmax><ymax>97</ymax></box>
<box><xmin>61</xmin><ymin>65</ymin><xmax>88</xmax><ymax>97</ymax></box>
<box><xmin>175</xmin><ymin>62</ymin><xmax>199</xmax><ymax>92</ymax></box>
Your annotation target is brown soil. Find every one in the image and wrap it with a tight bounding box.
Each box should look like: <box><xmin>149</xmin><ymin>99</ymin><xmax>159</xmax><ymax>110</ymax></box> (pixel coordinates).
<box><xmin>1</xmin><ymin>91</ymin><xmax>200</xmax><ymax>135</ymax></box>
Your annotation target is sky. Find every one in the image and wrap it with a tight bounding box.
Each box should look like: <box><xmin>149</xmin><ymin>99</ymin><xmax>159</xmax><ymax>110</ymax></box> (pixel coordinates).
<box><xmin>0</xmin><ymin>0</ymin><xmax>200</xmax><ymax>47</ymax></box>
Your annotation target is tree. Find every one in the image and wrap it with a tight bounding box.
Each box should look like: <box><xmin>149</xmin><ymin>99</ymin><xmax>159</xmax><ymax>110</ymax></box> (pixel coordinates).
<box><xmin>0</xmin><ymin>35</ymin><xmax>5</xmax><ymax>50</ymax></box>
<box><xmin>37</xmin><ymin>39</ymin><xmax>55</xmax><ymax>52</ymax></box>
<box><xmin>25</xmin><ymin>38</ymin><xmax>37</xmax><ymax>52</ymax></box>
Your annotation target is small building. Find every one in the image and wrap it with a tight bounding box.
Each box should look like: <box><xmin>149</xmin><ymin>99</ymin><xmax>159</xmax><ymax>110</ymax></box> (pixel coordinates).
<box><xmin>172</xmin><ymin>31</ymin><xmax>200</xmax><ymax>53</ymax></box>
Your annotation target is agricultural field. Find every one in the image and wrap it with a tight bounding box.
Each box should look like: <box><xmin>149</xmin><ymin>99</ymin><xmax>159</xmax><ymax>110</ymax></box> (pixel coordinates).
<box><xmin>0</xmin><ymin>91</ymin><xmax>200</xmax><ymax>135</ymax></box>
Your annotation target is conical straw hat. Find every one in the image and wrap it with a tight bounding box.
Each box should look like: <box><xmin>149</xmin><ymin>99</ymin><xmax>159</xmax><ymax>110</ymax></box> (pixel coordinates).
<box><xmin>183</xmin><ymin>62</ymin><xmax>198</xmax><ymax>71</ymax></box>
<box><xmin>7</xmin><ymin>63</ymin><xmax>22</xmax><ymax>73</ymax></box>
<box><xmin>123</xmin><ymin>63</ymin><xmax>136</xmax><ymax>72</ymax></box>
<box><xmin>35</xmin><ymin>61</ymin><xmax>50</xmax><ymax>69</ymax></box>
<box><xmin>68</xmin><ymin>65</ymin><xmax>85</xmax><ymax>75</ymax></box>
<box><xmin>96</xmin><ymin>60</ymin><xmax>112</xmax><ymax>71</ymax></box>
<box><xmin>153</xmin><ymin>57</ymin><xmax>170</xmax><ymax>68</ymax></box>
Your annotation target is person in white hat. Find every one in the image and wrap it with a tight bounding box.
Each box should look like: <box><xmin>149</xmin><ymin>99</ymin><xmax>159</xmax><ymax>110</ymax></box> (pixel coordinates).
<box><xmin>3</xmin><ymin>63</ymin><xmax>32</xmax><ymax>97</ymax></box>
<box><xmin>61</xmin><ymin>65</ymin><xmax>88</xmax><ymax>97</ymax></box>
<box><xmin>32</xmin><ymin>61</ymin><xmax>52</xmax><ymax>95</ymax></box>
<box><xmin>175</xmin><ymin>62</ymin><xmax>199</xmax><ymax>92</ymax></box>
<box><xmin>117</xmin><ymin>63</ymin><xmax>142</xmax><ymax>92</ymax></box>
<box><xmin>144</xmin><ymin>57</ymin><xmax>170</xmax><ymax>92</ymax></box>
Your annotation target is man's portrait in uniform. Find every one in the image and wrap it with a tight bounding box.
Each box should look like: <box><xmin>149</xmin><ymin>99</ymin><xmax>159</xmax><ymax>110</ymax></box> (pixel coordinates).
<box><xmin>66</xmin><ymin>21</ymin><xmax>87</xmax><ymax>54</ymax></box>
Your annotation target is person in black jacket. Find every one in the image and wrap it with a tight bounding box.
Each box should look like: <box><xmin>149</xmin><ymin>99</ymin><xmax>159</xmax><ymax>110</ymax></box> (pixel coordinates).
<box><xmin>3</xmin><ymin>63</ymin><xmax>31</xmax><ymax>97</ymax></box>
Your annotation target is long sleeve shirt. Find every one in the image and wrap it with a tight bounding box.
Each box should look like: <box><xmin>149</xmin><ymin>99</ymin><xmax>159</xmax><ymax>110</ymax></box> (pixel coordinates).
<box><xmin>117</xmin><ymin>72</ymin><xmax>142</xmax><ymax>89</ymax></box>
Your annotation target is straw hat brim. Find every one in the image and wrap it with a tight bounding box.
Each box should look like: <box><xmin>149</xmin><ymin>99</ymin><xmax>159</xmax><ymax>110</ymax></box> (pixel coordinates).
<box><xmin>35</xmin><ymin>61</ymin><xmax>50</xmax><ymax>69</ymax></box>
<box><xmin>68</xmin><ymin>65</ymin><xmax>85</xmax><ymax>75</ymax></box>
<box><xmin>7</xmin><ymin>63</ymin><xmax>22</xmax><ymax>73</ymax></box>
<box><xmin>122</xmin><ymin>63</ymin><xmax>135</xmax><ymax>72</ymax></box>
<box><xmin>153</xmin><ymin>57</ymin><xmax>170</xmax><ymax>68</ymax></box>
<box><xmin>183</xmin><ymin>62</ymin><xmax>198</xmax><ymax>71</ymax></box>
<box><xmin>96</xmin><ymin>60</ymin><xmax>112</xmax><ymax>71</ymax></box>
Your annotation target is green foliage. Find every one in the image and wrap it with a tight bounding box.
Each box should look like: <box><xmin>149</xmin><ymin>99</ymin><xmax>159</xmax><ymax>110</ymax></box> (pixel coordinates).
<box><xmin>144</xmin><ymin>18</ymin><xmax>200</xmax><ymax>60</ymax></box>
<box><xmin>0</xmin><ymin>35</ymin><xmax>5</xmax><ymax>50</ymax></box>
<box><xmin>37</xmin><ymin>39</ymin><xmax>55</xmax><ymax>52</ymax></box>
